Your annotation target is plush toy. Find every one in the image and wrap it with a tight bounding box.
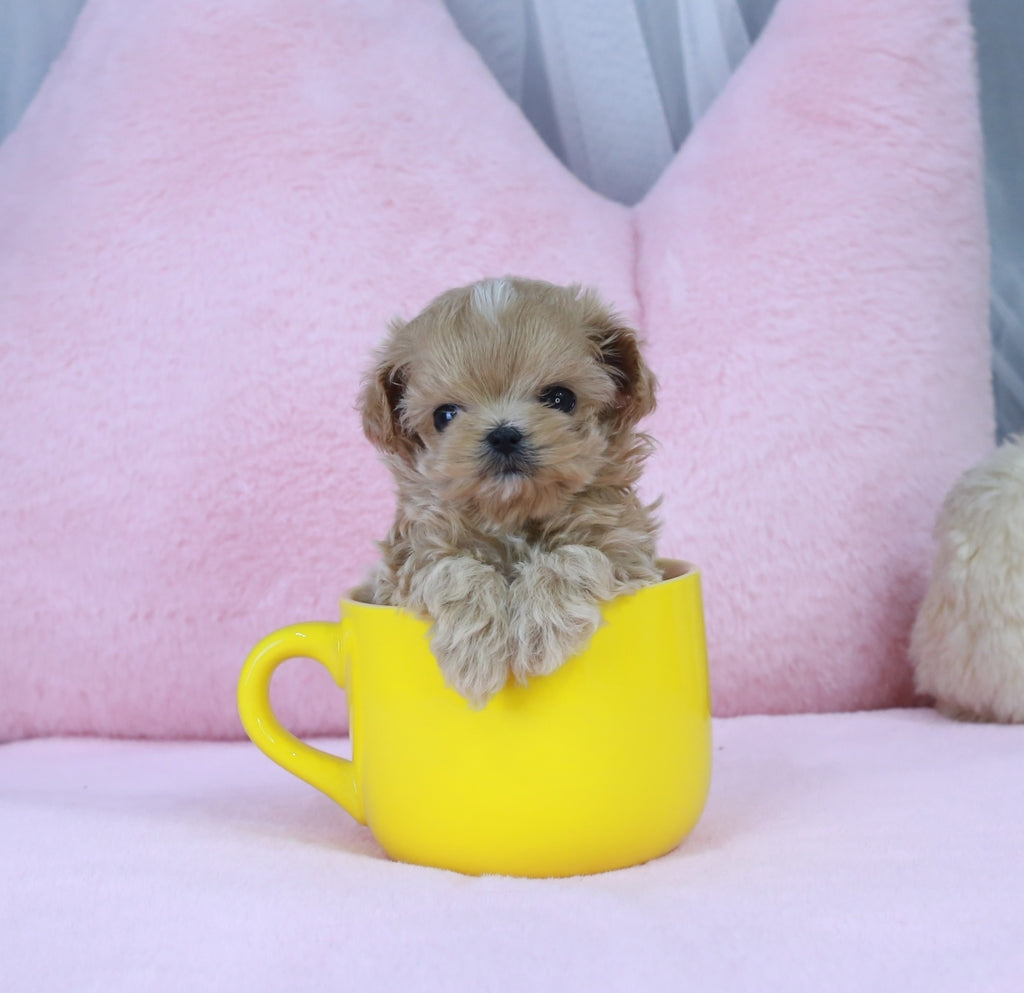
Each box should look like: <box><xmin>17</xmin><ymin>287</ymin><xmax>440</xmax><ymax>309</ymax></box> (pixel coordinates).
<box><xmin>911</xmin><ymin>437</ymin><xmax>1024</xmax><ymax>722</ymax></box>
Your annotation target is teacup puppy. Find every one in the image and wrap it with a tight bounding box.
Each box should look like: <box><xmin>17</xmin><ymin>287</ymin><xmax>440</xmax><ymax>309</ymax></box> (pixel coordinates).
<box><xmin>358</xmin><ymin>277</ymin><xmax>661</xmax><ymax>705</ymax></box>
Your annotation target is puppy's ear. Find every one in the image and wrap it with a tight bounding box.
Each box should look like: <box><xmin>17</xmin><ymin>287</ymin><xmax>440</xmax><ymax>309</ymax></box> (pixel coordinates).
<box><xmin>359</xmin><ymin>332</ymin><xmax>421</xmax><ymax>459</ymax></box>
<box><xmin>582</xmin><ymin>293</ymin><xmax>657</xmax><ymax>427</ymax></box>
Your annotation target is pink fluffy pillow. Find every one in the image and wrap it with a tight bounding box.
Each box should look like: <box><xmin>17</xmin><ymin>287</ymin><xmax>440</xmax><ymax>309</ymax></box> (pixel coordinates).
<box><xmin>0</xmin><ymin>0</ymin><xmax>991</xmax><ymax>740</ymax></box>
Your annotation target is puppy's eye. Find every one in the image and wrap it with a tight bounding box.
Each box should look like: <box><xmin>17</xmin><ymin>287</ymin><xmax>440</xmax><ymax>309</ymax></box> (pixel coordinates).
<box><xmin>433</xmin><ymin>404</ymin><xmax>461</xmax><ymax>432</ymax></box>
<box><xmin>539</xmin><ymin>386</ymin><xmax>577</xmax><ymax>414</ymax></box>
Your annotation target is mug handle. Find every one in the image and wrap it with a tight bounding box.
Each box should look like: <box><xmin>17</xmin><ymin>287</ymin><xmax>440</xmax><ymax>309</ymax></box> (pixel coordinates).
<box><xmin>237</xmin><ymin>621</ymin><xmax>364</xmax><ymax>824</ymax></box>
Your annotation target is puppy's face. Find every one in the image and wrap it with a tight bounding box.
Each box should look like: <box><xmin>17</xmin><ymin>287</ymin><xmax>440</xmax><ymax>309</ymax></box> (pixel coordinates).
<box><xmin>360</xmin><ymin>278</ymin><xmax>655</xmax><ymax>526</ymax></box>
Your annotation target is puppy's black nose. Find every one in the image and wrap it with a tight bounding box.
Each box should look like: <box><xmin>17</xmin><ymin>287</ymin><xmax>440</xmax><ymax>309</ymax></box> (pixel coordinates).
<box><xmin>486</xmin><ymin>424</ymin><xmax>524</xmax><ymax>456</ymax></box>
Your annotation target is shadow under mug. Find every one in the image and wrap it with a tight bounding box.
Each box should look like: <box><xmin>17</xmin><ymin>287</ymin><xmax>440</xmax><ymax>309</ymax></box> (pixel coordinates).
<box><xmin>238</xmin><ymin>559</ymin><xmax>711</xmax><ymax>877</ymax></box>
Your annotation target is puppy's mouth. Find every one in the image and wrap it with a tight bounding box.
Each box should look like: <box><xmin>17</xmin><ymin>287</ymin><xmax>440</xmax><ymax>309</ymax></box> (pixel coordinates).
<box><xmin>485</xmin><ymin>451</ymin><xmax>536</xmax><ymax>479</ymax></box>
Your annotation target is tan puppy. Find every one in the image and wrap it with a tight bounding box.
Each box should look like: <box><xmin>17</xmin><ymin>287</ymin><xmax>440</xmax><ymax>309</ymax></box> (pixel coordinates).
<box><xmin>358</xmin><ymin>277</ymin><xmax>661</xmax><ymax>705</ymax></box>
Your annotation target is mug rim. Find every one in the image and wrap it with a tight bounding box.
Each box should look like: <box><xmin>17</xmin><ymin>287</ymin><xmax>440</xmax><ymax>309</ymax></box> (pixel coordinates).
<box><xmin>342</xmin><ymin>557</ymin><xmax>698</xmax><ymax>608</ymax></box>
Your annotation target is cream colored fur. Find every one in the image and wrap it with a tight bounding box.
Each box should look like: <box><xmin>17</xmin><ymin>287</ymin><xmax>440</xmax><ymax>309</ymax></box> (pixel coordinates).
<box><xmin>910</xmin><ymin>437</ymin><xmax>1024</xmax><ymax>723</ymax></box>
<box><xmin>358</xmin><ymin>277</ymin><xmax>661</xmax><ymax>705</ymax></box>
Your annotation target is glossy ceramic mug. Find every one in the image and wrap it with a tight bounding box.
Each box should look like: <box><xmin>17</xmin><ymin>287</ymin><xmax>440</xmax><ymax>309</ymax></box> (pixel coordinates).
<box><xmin>237</xmin><ymin>559</ymin><xmax>711</xmax><ymax>877</ymax></box>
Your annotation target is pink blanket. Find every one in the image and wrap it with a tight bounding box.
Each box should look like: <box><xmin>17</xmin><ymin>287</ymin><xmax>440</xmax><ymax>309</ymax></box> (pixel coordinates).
<box><xmin>3</xmin><ymin>710</ymin><xmax>1021</xmax><ymax>991</ymax></box>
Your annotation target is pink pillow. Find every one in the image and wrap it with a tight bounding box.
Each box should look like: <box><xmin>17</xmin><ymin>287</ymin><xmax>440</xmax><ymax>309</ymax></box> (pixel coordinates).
<box><xmin>0</xmin><ymin>0</ymin><xmax>991</xmax><ymax>740</ymax></box>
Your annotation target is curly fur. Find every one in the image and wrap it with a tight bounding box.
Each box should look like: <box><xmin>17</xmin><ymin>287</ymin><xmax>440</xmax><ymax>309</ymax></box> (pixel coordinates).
<box><xmin>357</xmin><ymin>277</ymin><xmax>661</xmax><ymax>705</ymax></box>
<box><xmin>910</xmin><ymin>437</ymin><xmax>1024</xmax><ymax>723</ymax></box>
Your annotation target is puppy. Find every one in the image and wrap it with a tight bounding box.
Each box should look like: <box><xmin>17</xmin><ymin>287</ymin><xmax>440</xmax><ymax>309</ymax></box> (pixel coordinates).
<box><xmin>358</xmin><ymin>277</ymin><xmax>661</xmax><ymax>705</ymax></box>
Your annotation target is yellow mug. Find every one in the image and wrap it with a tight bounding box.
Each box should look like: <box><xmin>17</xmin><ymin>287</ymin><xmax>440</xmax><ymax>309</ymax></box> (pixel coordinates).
<box><xmin>238</xmin><ymin>559</ymin><xmax>711</xmax><ymax>877</ymax></box>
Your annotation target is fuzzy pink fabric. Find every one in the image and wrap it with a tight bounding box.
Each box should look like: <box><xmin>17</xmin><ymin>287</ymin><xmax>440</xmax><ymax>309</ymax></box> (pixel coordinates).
<box><xmin>0</xmin><ymin>0</ymin><xmax>991</xmax><ymax>740</ymax></box>
<box><xmin>3</xmin><ymin>712</ymin><xmax>1023</xmax><ymax>991</ymax></box>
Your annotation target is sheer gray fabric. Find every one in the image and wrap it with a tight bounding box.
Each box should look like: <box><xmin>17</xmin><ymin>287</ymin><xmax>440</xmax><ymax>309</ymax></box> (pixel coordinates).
<box><xmin>973</xmin><ymin>0</ymin><xmax>1024</xmax><ymax>440</ymax></box>
<box><xmin>0</xmin><ymin>0</ymin><xmax>86</xmax><ymax>141</ymax></box>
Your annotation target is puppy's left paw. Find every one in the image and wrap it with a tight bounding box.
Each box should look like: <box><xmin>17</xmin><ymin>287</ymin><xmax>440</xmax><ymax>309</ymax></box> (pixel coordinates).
<box><xmin>508</xmin><ymin>547</ymin><xmax>618</xmax><ymax>684</ymax></box>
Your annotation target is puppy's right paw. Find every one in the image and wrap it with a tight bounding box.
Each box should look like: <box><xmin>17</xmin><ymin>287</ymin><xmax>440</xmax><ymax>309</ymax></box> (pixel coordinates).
<box><xmin>418</xmin><ymin>559</ymin><xmax>512</xmax><ymax>707</ymax></box>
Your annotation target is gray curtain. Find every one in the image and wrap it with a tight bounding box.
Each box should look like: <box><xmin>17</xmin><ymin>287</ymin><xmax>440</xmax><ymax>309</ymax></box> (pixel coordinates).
<box><xmin>974</xmin><ymin>0</ymin><xmax>1024</xmax><ymax>441</ymax></box>
<box><xmin>0</xmin><ymin>0</ymin><xmax>86</xmax><ymax>140</ymax></box>
<box><xmin>1</xmin><ymin>0</ymin><xmax>1019</xmax><ymax>442</ymax></box>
